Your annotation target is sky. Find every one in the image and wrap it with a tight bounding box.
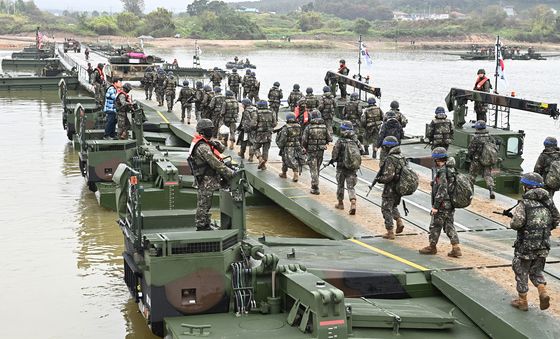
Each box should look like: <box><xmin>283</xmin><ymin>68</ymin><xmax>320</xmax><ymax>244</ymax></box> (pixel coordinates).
<box><xmin>32</xmin><ymin>0</ymin><xmax>251</xmax><ymax>13</ymax></box>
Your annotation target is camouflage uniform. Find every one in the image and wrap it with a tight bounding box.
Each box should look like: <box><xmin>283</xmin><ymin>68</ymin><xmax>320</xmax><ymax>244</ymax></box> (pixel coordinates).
<box><xmin>302</xmin><ymin>117</ymin><xmax>331</xmax><ymax>192</ymax></box>
<box><xmin>91</xmin><ymin>67</ymin><xmax>105</xmax><ymax>106</ymax></box>
<box><xmin>376</xmin><ymin>146</ymin><xmax>405</xmax><ymax>231</ymax></box>
<box><xmin>248</xmin><ymin>76</ymin><xmax>260</xmax><ymax>103</ymax></box>
<box><xmin>155</xmin><ymin>71</ymin><xmax>167</xmax><ymax>106</ymax></box>
<box><xmin>332</xmin><ymin>131</ymin><xmax>360</xmax><ymax>203</ymax></box>
<box><xmin>343</xmin><ymin>99</ymin><xmax>362</xmax><ymax>140</ymax></box>
<box><xmin>429</xmin><ymin>164</ymin><xmax>459</xmax><ymax>246</ymax></box>
<box><xmin>242</xmin><ymin>73</ymin><xmax>251</xmax><ymax>99</ymax></box>
<box><xmin>384</xmin><ymin>109</ymin><xmax>408</xmax><ymax>128</ymax></box>
<box><xmin>194</xmin><ymin>86</ymin><xmax>205</xmax><ymax>120</ymax></box>
<box><xmin>268</xmin><ymin>85</ymin><xmax>283</xmax><ymax>119</ymax></box>
<box><xmin>115</xmin><ymin>90</ymin><xmax>132</xmax><ymax>139</ymax></box>
<box><xmin>228</xmin><ymin>72</ymin><xmax>241</xmax><ymax>99</ymax></box>
<box><xmin>277</xmin><ymin>122</ymin><xmax>302</xmax><ymax>175</ymax></box>
<box><xmin>473</xmin><ymin>75</ymin><xmax>492</xmax><ymax>122</ymax></box>
<box><xmin>534</xmin><ymin>146</ymin><xmax>560</xmax><ymax>197</ymax></box>
<box><xmin>288</xmin><ymin>89</ymin><xmax>303</xmax><ymax>112</ymax></box>
<box><xmin>361</xmin><ymin>104</ymin><xmax>383</xmax><ymax>153</ymax></box>
<box><xmin>318</xmin><ymin>92</ymin><xmax>336</xmax><ymax>135</ymax></box>
<box><xmin>510</xmin><ymin>187</ymin><xmax>559</xmax><ymax>294</ymax></box>
<box><xmin>210</xmin><ymin>71</ymin><xmax>222</xmax><ymax>88</ymax></box>
<box><xmin>191</xmin><ymin>138</ymin><xmax>234</xmax><ymax>230</ymax></box>
<box><xmin>427</xmin><ymin>115</ymin><xmax>454</xmax><ymax>150</ymax></box>
<box><xmin>142</xmin><ymin>68</ymin><xmax>155</xmax><ymax>100</ymax></box>
<box><xmin>253</xmin><ymin>105</ymin><xmax>277</xmax><ymax>166</ymax></box>
<box><xmin>337</xmin><ymin>64</ymin><xmax>349</xmax><ymax>99</ymax></box>
<box><xmin>304</xmin><ymin>93</ymin><xmax>319</xmax><ymax>112</ymax></box>
<box><xmin>209</xmin><ymin>92</ymin><xmax>226</xmax><ymax>138</ymax></box>
<box><xmin>202</xmin><ymin>90</ymin><xmax>214</xmax><ymax>120</ymax></box>
<box><xmin>467</xmin><ymin>129</ymin><xmax>496</xmax><ymax>191</ymax></box>
<box><xmin>377</xmin><ymin>116</ymin><xmax>404</xmax><ymax>166</ymax></box>
<box><xmin>177</xmin><ymin>85</ymin><xmax>195</xmax><ymax>123</ymax></box>
<box><xmin>238</xmin><ymin>103</ymin><xmax>257</xmax><ymax>160</ymax></box>
<box><xmin>163</xmin><ymin>75</ymin><xmax>177</xmax><ymax>112</ymax></box>
<box><xmin>222</xmin><ymin>94</ymin><xmax>239</xmax><ymax>145</ymax></box>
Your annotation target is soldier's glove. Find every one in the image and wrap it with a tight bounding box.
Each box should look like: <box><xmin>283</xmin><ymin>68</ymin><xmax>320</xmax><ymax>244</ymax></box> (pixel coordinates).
<box><xmin>360</xmin><ymin>149</ymin><xmax>367</xmax><ymax>156</ymax></box>
<box><xmin>327</xmin><ymin>159</ymin><xmax>335</xmax><ymax>166</ymax></box>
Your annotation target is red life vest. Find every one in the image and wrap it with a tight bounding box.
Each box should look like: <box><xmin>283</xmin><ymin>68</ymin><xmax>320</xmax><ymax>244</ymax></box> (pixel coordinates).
<box><xmin>96</xmin><ymin>67</ymin><xmax>105</xmax><ymax>82</ymax></box>
<box><xmin>294</xmin><ymin>106</ymin><xmax>309</xmax><ymax>125</ymax></box>
<box><xmin>474</xmin><ymin>76</ymin><xmax>489</xmax><ymax>90</ymax></box>
<box><xmin>117</xmin><ymin>89</ymin><xmax>132</xmax><ymax>103</ymax></box>
<box><xmin>191</xmin><ymin>134</ymin><xmax>223</xmax><ymax>160</ymax></box>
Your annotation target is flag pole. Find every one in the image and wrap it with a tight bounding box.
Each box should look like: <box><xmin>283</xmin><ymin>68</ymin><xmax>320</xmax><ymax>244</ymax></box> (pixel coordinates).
<box><xmin>358</xmin><ymin>35</ymin><xmax>362</xmax><ymax>98</ymax></box>
<box><xmin>493</xmin><ymin>35</ymin><xmax>500</xmax><ymax>128</ymax></box>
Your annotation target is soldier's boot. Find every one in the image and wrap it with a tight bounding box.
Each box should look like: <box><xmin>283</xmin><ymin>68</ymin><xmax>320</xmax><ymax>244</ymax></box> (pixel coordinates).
<box><xmin>238</xmin><ymin>151</ymin><xmax>245</xmax><ymax>159</ymax></box>
<box><xmin>335</xmin><ymin>200</ymin><xmax>344</xmax><ymax>210</ymax></box>
<box><xmin>258</xmin><ymin>159</ymin><xmax>267</xmax><ymax>170</ymax></box>
<box><xmin>292</xmin><ymin>170</ymin><xmax>299</xmax><ymax>182</ymax></box>
<box><xmin>363</xmin><ymin>145</ymin><xmax>369</xmax><ymax>156</ymax></box>
<box><xmin>489</xmin><ymin>187</ymin><xmax>496</xmax><ymax>199</ymax></box>
<box><xmin>279</xmin><ymin>171</ymin><xmax>287</xmax><ymax>179</ymax></box>
<box><xmin>419</xmin><ymin>244</ymin><xmax>437</xmax><ymax>255</ymax></box>
<box><xmin>511</xmin><ymin>293</ymin><xmax>529</xmax><ymax>311</ymax></box>
<box><xmin>372</xmin><ymin>148</ymin><xmax>377</xmax><ymax>159</ymax></box>
<box><xmin>248</xmin><ymin>155</ymin><xmax>254</xmax><ymax>162</ymax></box>
<box><xmin>382</xmin><ymin>229</ymin><xmax>395</xmax><ymax>240</ymax></box>
<box><xmin>538</xmin><ymin>284</ymin><xmax>551</xmax><ymax>310</ymax></box>
<box><xmin>257</xmin><ymin>156</ymin><xmax>263</xmax><ymax>168</ymax></box>
<box><xmin>349</xmin><ymin>199</ymin><xmax>356</xmax><ymax>215</ymax></box>
<box><xmin>310</xmin><ymin>185</ymin><xmax>320</xmax><ymax>195</ymax></box>
<box><xmin>229</xmin><ymin>141</ymin><xmax>235</xmax><ymax>150</ymax></box>
<box><xmin>395</xmin><ymin>218</ymin><xmax>405</xmax><ymax>234</ymax></box>
<box><xmin>447</xmin><ymin>244</ymin><xmax>462</xmax><ymax>258</ymax></box>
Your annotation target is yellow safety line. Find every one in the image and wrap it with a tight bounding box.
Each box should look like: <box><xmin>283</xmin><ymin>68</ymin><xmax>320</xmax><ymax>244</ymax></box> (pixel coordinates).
<box><xmin>350</xmin><ymin>238</ymin><xmax>429</xmax><ymax>271</ymax></box>
<box><xmin>287</xmin><ymin>195</ymin><xmax>309</xmax><ymax>199</ymax></box>
<box><xmin>156</xmin><ymin>110</ymin><xmax>170</xmax><ymax>124</ymax></box>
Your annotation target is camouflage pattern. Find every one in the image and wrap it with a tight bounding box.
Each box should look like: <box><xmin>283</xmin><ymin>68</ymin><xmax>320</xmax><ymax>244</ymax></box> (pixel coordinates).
<box><xmin>534</xmin><ymin>146</ymin><xmax>560</xmax><ymax>196</ymax></box>
<box><xmin>277</xmin><ymin>122</ymin><xmax>303</xmax><ymax>172</ymax></box>
<box><xmin>288</xmin><ymin>89</ymin><xmax>303</xmax><ymax>112</ymax></box>
<box><xmin>202</xmin><ymin>90</ymin><xmax>214</xmax><ymax>120</ymax></box>
<box><xmin>268</xmin><ymin>86</ymin><xmax>283</xmax><ymax>118</ymax></box>
<box><xmin>376</xmin><ymin>146</ymin><xmax>405</xmax><ymax>230</ymax></box>
<box><xmin>384</xmin><ymin>109</ymin><xmax>408</xmax><ymax>128</ymax></box>
<box><xmin>429</xmin><ymin>164</ymin><xmax>459</xmax><ymax>245</ymax></box>
<box><xmin>467</xmin><ymin>130</ymin><xmax>496</xmax><ymax>189</ymax></box>
<box><xmin>116</xmin><ymin>91</ymin><xmax>132</xmax><ymax>139</ymax></box>
<box><xmin>222</xmin><ymin>95</ymin><xmax>239</xmax><ymax>142</ymax></box>
<box><xmin>377</xmin><ymin>120</ymin><xmax>404</xmax><ymax>165</ymax></box>
<box><xmin>177</xmin><ymin>85</ymin><xmax>195</xmax><ymax>121</ymax></box>
<box><xmin>427</xmin><ymin>117</ymin><xmax>454</xmax><ymax>150</ymax></box>
<box><xmin>318</xmin><ymin>92</ymin><xmax>336</xmax><ymax>135</ymax></box>
<box><xmin>304</xmin><ymin>93</ymin><xmax>319</xmax><ymax>112</ymax></box>
<box><xmin>238</xmin><ymin>104</ymin><xmax>258</xmax><ymax>158</ymax></box>
<box><xmin>209</xmin><ymin>93</ymin><xmax>226</xmax><ymax>137</ymax></box>
<box><xmin>242</xmin><ymin>74</ymin><xmax>252</xmax><ymax>98</ymax></box>
<box><xmin>343</xmin><ymin>99</ymin><xmax>362</xmax><ymax>139</ymax></box>
<box><xmin>510</xmin><ymin>187</ymin><xmax>560</xmax><ymax>292</ymax></box>
<box><xmin>164</xmin><ymin>75</ymin><xmax>177</xmax><ymax>112</ymax></box>
<box><xmin>191</xmin><ymin>139</ymin><xmax>234</xmax><ymax>230</ymax></box>
<box><xmin>142</xmin><ymin>69</ymin><xmax>156</xmax><ymax>100</ymax></box>
<box><xmin>155</xmin><ymin>71</ymin><xmax>167</xmax><ymax>106</ymax></box>
<box><xmin>337</xmin><ymin>64</ymin><xmax>349</xmax><ymax>99</ymax></box>
<box><xmin>248</xmin><ymin>77</ymin><xmax>260</xmax><ymax>103</ymax></box>
<box><xmin>210</xmin><ymin>71</ymin><xmax>223</xmax><ymax>88</ymax></box>
<box><xmin>473</xmin><ymin>76</ymin><xmax>492</xmax><ymax>122</ymax></box>
<box><xmin>361</xmin><ymin>105</ymin><xmax>383</xmax><ymax>145</ymax></box>
<box><xmin>91</xmin><ymin>68</ymin><xmax>105</xmax><ymax>106</ymax></box>
<box><xmin>302</xmin><ymin>118</ymin><xmax>331</xmax><ymax>187</ymax></box>
<box><xmin>194</xmin><ymin>87</ymin><xmax>205</xmax><ymax>120</ymax></box>
<box><xmin>253</xmin><ymin>106</ymin><xmax>276</xmax><ymax>161</ymax></box>
<box><xmin>228</xmin><ymin>72</ymin><xmax>241</xmax><ymax>98</ymax></box>
<box><xmin>332</xmin><ymin>131</ymin><xmax>360</xmax><ymax>201</ymax></box>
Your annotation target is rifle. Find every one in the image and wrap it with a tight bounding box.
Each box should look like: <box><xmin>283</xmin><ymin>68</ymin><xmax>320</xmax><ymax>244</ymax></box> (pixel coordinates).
<box><xmin>366</xmin><ymin>160</ymin><xmax>386</xmax><ymax>197</ymax></box>
<box><xmin>493</xmin><ymin>201</ymin><xmax>520</xmax><ymax>218</ymax></box>
<box><xmin>319</xmin><ymin>159</ymin><xmax>335</xmax><ymax>172</ymax></box>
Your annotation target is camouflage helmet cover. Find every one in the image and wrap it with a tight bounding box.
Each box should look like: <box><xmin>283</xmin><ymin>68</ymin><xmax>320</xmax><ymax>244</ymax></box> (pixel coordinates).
<box><xmin>544</xmin><ymin>136</ymin><xmax>557</xmax><ymax>146</ymax></box>
<box><xmin>367</xmin><ymin>97</ymin><xmax>376</xmax><ymax>105</ymax></box>
<box><xmin>122</xmin><ymin>83</ymin><xmax>132</xmax><ymax>92</ymax></box>
<box><xmin>241</xmin><ymin>98</ymin><xmax>251</xmax><ymax>106</ymax></box>
<box><xmin>390</xmin><ymin>100</ymin><xmax>399</xmax><ymax>109</ymax></box>
<box><xmin>273</xmin><ymin>81</ymin><xmax>280</xmax><ymax>87</ymax></box>
<box><xmin>306</xmin><ymin>87</ymin><xmax>313</xmax><ymax>94</ymax></box>
<box><xmin>183</xmin><ymin>80</ymin><xmax>189</xmax><ymax>86</ymax></box>
<box><xmin>520</xmin><ymin>172</ymin><xmax>544</xmax><ymax>188</ymax></box>
<box><xmin>196</xmin><ymin>118</ymin><xmax>214</xmax><ymax>133</ymax></box>
<box><xmin>382</xmin><ymin>136</ymin><xmax>399</xmax><ymax>147</ymax></box>
<box><xmin>293</xmin><ymin>84</ymin><xmax>300</xmax><ymax>90</ymax></box>
<box><xmin>474</xmin><ymin>120</ymin><xmax>486</xmax><ymax>130</ymax></box>
<box><xmin>285</xmin><ymin>112</ymin><xmax>296</xmax><ymax>122</ymax></box>
<box><xmin>431</xmin><ymin>147</ymin><xmax>448</xmax><ymax>159</ymax></box>
<box><xmin>311</xmin><ymin>109</ymin><xmax>321</xmax><ymax>119</ymax></box>
<box><xmin>340</xmin><ymin>120</ymin><xmax>353</xmax><ymax>131</ymax></box>
<box><xmin>323</xmin><ymin>86</ymin><xmax>331</xmax><ymax>93</ymax></box>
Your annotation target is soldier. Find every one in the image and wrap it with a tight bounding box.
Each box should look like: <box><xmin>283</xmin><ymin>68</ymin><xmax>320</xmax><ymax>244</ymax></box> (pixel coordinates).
<box><xmin>361</xmin><ymin>97</ymin><xmax>383</xmax><ymax>158</ymax></box>
<box><xmin>253</xmin><ymin>100</ymin><xmax>276</xmax><ymax>170</ymax></box>
<box><xmin>276</xmin><ymin>112</ymin><xmax>302</xmax><ymax>182</ymax></box>
<box><xmin>228</xmin><ymin>68</ymin><xmax>241</xmax><ymax>99</ymax></box>
<box><xmin>268</xmin><ymin>81</ymin><xmax>283</xmax><ymax>119</ymax></box>
<box><xmin>210</xmin><ymin>67</ymin><xmax>222</xmax><ymax>88</ymax></box>
<box><xmin>509</xmin><ymin>172</ymin><xmax>559</xmax><ymax>311</ymax></box>
<box><xmin>154</xmin><ymin>68</ymin><xmax>167</xmax><ymax>107</ymax></box>
<box><xmin>375</xmin><ymin>136</ymin><xmax>406</xmax><ymax>239</ymax></box>
<box><xmin>304</xmin><ymin>87</ymin><xmax>319</xmax><ymax>112</ymax></box>
<box><xmin>288</xmin><ymin>84</ymin><xmax>303</xmax><ymax>112</ymax></box>
<box><xmin>468</xmin><ymin>120</ymin><xmax>497</xmax><ymax>199</ymax></box>
<box><xmin>324</xmin><ymin>71</ymin><xmax>337</xmax><ymax>97</ymax></box>
<box><xmin>331</xmin><ymin>120</ymin><xmax>361</xmax><ymax>215</ymax></box>
<box><xmin>377</xmin><ymin>111</ymin><xmax>404</xmax><ymax>165</ymax></box>
<box><xmin>302</xmin><ymin>110</ymin><xmax>331</xmax><ymax>195</ymax></box>
<box><xmin>201</xmin><ymin>85</ymin><xmax>214</xmax><ymax>120</ymax></box>
<box><xmin>222</xmin><ymin>90</ymin><xmax>239</xmax><ymax>149</ymax></box>
<box><xmin>163</xmin><ymin>71</ymin><xmax>177</xmax><ymax>112</ymax></box>
<box><xmin>343</xmin><ymin>93</ymin><xmax>362</xmax><ymax>141</ymax></box>
<box><xmin>237</xmin><ymin>98</ymin><xmax>257</xmax><ymax>161</ymax></box>
<box><xmin>194</xmin><ymin>81</ymin><xmax>204</xmax><ymax>120</ymax></box>
<box><xmin>91</xmin><ymin>62</ymin><xmax>106</xmax><ymax>107</ymax></box>
<box><xmin>426</xmin><ymin>106</ymin><xmax>454</xmax><ymax>150</ymax></box>
<box><xmin>248</xmin><ymin>72</ymin><xmax>260</xmax><ymax>103</ymax></box>
<box><xmin>103</xmin><ymin>77</ymin><xmax>122</xmax><ymax>140</ymax></box>
<box><xmin>419</xmin><ymin>147</ymin><xmax>462</xmax><ymax>256</ymax></box>
<box><xmin>534</xmin><ymin>137</ymin><xmax>560</xmax><ymax>197</ymax></box>
<box><xmin>177</xmin><ymin>80</ymin><xmax>195</xmax><ymax>124</ymax></box>
<box><xmin>337</xmin><ymin>59</ymin><xmax>349</xmax><ymax>99</ymax></box>
<box><xmin>473</xmin><ymin>68</ymin><xmax>492</xmax><ymax>122</ymax></box>
<box><xmin>116</xmin><ymin>83</ymin><xmax>133</xmax><ymax>140</ymax></box>
<box><xmin>208</xmin><ymin>87</ymin><xmax>226</xmax><ymax>138</ymax></box>
<box><xmin>385</xmin><ymin>101</ymin><xmax>408</xmax><ymax>128</ymax></box>
<box><xmin>317</xmin><ymin>86</ymin><xmax>336</xmax><ymax>136</ymax></box>
<box><xmin>242</xmin><ymin>69</ymin><xmax>252</xmax><ymax>99</ymax></box>
<box><xmin>295</xmin><ymin>98</ymin><xmax>310</xmax><ymax>130</ymax></box>
<box><xmin>142</xmin><ymin>66</ymin><xmax>155</xmax><ymax>100</ymax></box>
<box><xmin>189</xmin><ymin>119</ymin><xmax>235</xmax><ymax>231</ymax></box>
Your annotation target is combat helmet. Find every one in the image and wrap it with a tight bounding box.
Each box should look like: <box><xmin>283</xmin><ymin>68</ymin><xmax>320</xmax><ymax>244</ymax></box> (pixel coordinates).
<box><xmin>273</xmin><ymin>81</ymin><xmax>280</xmax><ymax>87</ymax></box>
<box><xmin>544</xmin><ymin>136</ymin><xmax>557</xmax><ymax>147</ymax></box>
<box><xmin>213</xmin><ymin>67</ymin><xmax>219</xmax><ymax>71</ymax></box>
<box><xmin>256</xmin><ymin>100</ymin><xmax>268</xmax><ymax>108</ymax></box>
<box><xmin>311</xmin><ymin>109</ymin><xmax>321</xmax><ymax>119</ymax></box>
<box><xmin>477</xmin><ymin>68</ymin><xmax>486</xmax><ymax>75</ymax></box>
<box><xmin>323</xmin><ymin>86</ymin><xmax>331</xmax><ymax>93</ymax></box>
<box><xmin>183</xmin><ymin>80</ymin><xmax>189</xmax><ymax>86</ymax></box>
<box><xmin>367</xmin><ymin>97</ymin><xmax>376</xmax><ymax>105</ymax></box>
<box><xmin>435</xmin><ymin>106</ymin><xmax>447</xmax><ymax>119</ymax></box>
<box><xmin>520</xmin><ymin>172</ymin><xmax>544</xmax><ymax>188</ymax></box>
<box><xmin>97</xmin><ymin>63</ymin><xmax>104</xmax><ymax>69</ymax></box>
<box><xmin>232</xmin><ymin>68</ymin><xmax>237</xmax><ymax>73</ymax></box>
<box><xmin>241</xmin><ymin>98</ymin><xmax>251</xmax><ymax>106</ymax></box>
<box><xmin>122</xmin><ymin>83</ymin><xmax>132</xmax><ymax>92</ymax></box>
<box><xmin>167</xmin><ymin>71</ymin><xmax>174</xmax><ymax>76</ymax></box>
<box><xmin>382</xmin><ymin>136</ymin><xmax>399</xmax><ymax>148</ymax></box>
<box><xmin>196</xmin><ymin>81</ymin><xmax>203</xmax><ymax>89</ymax></box>
<box><xmin>340</xmin><ymin>120</ymin><xmax>353</xmax><ymax>131</ymax></box>
<box><xmin>474</xmin><ymin>120</ymin><xmax>486</xmax><ymax>130</ymax></box>
<box><xmin>225</xmin><ymin>90</ymin><xmax>234</xmax><ymax>97</ymax></box>
<box><xmin>286</xmin><ymin>112</ymin><xmax>296</xmax><ymax>122</ymax></box>
<box><xmin>293</xmin><ymin>84</ymin><xmax>300</xmax><ymax>90</ymax></box>
<box><xmin>204</xmin><ymin>85</ymin><xmax>212</xmax><ymax>91</ymax></box>
<box><xmin>306</xmin><ymin>87</ymin><xmax>313</xmax><ymax>94</ymax></box>
<box><xmin>350</xmin><ymin>92</ymin><xmax>359</xmax><ymax>100</ymax></box>
<box><xmin>339</xmin><ymin>59</ymin><xmax>346</xmax><ymax>64</ymax></box>
<box><xmin>431</xmin><ymin>147</ymin><xmax>448</xmax><ymax>159</ymax></box>
<box><xmin>214</xmin><ymin>87</ymin><xmax>221</xmax><ymax>93</ymax></box>
<box><xmin>390</xmin><ymin>100</ymin><xmax>399</xmax><ymax>109</ymax></box>
<box><xmin>196</xmin><ymin>118</ymin><xmax>214</xmax><ymax>137</ymax></box>
<box><xmin>246</xmin><ymin>69</ymin><xmax>251</xmax><ymax>74</ymax></box>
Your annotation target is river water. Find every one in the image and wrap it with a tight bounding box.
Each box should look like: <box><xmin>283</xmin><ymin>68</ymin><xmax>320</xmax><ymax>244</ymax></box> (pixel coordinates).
<box><xmin>1</xmin><ymin>47</ymin><xmax>560</xmax><ymax>338</ymax></box>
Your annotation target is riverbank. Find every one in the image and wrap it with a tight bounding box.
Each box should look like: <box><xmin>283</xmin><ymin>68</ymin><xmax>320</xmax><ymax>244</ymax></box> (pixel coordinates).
<box><xmin>2</xmin><ymin>33</ymin><xmax>560</xmax><ymax>51</ymax></box>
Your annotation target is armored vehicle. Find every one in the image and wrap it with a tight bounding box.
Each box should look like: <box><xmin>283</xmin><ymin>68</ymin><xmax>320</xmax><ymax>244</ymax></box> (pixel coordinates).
<box><xmin>63</xmin><ymin>38</ymin><xmax>81</xmax><ymax>53</ymax></box>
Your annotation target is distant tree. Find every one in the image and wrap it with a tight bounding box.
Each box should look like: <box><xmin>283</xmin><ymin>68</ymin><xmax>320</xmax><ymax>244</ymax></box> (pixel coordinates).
<box><xmin>89</xmin><ymin>15</ymin><xmax>118</xmax><ymax>35</ymax></box>
<box><xmin>529</xmin><ymin>5</ymin><xmax>556</xmax><ymax>35</ymax></box>
<box><xmin>0</xmin><ymin>1</ymin><xmax>8</xmax><ymax>13</ymax></box>
<box><xmin>187</xmin><ymin>0</ymin><xmax>228</xmax><ymax>16</ymax></box>
<box><xmin>14</xmin><ymin>0</ymin><xmax>24</xmax><ymax>13</ymax></box>
<box><xmin>298</xmin><ymin>12</ymin><xmax>323</xmax><ymax>32</ymax></box>
<box><xmin>353</xmin><ymin>18</ymin><xmax>371</xmax><ymax>34</ymax></box>
<box><xmin>91</xmin><ymin>10</ymin><xmax>99</xmax><ymax>17</ymax></box>
<box><xmin>121</xmin><ymin>0</ymin><xmax>144</xmax><ymax>16</ymax></box>
<box><xmin>142</xmin><ymin>7</ymin><xmax>175</xmax><ymax>37</ymax></box>
<box><xmin>116</xmin><ymin>11</ymin><xmax>139</xmax><ymax>33</ymax></box>
<box><xmin>482</xmin><ymin>5</ymin><xmax>507</xmax><ymax>28</ymax></box>
<box><xmin>301</xmin><ymin>2</ymin><xmax>314</xmax><ymax>12</ymax></box>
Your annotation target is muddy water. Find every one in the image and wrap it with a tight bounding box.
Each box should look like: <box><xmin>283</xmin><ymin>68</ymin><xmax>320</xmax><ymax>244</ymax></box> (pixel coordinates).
<box><xmin>1</xmin><ymin>48</ymin><xmax>560</xmax><ymax>338</ymax></box>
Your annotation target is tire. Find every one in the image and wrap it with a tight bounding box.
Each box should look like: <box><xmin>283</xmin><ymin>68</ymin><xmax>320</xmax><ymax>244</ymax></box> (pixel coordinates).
<box><xmin>87</xmin><ymin>181</ymin><xmax>98</xmax><ymax>192</ymax></box>
<box><xmin>146</xmin><ymin>55</ymin><xmax>154</xmax><ymax>63</ymax></box>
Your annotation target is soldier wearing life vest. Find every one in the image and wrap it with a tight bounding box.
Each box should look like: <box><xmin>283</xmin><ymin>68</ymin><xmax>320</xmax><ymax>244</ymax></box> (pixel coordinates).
<box><xmin>189</xmin><ymin>119</ymin><xmax>234</xmax><ymax>231</ymax></box>
<box><xmin>295</xmin><ymin>98</ymin><xmax>310</xmax><ymax>130</ymax></box>
<box><xmin>426</xmin><ymin>106</ymin><xmax>454</xmax><ymax>150</ymax></box>
<box><xmin>116</xmin><ymin>83</ymin><xmax>133</xmax><ymax>140</ymax></box>
<box><xmin>91</xmin><ymin>62</ymin><xmax>105</xmax><ymax>107</ymax></box>
<box><xmin>473</xmin><ymin>69</ymin><xmax>492</xmax><ymax>122</ymax></box>
<box><xmin>337</xmin><ymin>59</ymin><xmax>350</xmax><ymax>99</ymax></box>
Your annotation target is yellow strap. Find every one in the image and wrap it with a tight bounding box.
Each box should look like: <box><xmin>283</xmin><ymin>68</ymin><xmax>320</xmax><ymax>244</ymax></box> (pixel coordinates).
<box><xmin>350</xmin><ymin>238</ymin><xmax>428</xmax><ymax>271</ymax></box>
<box><xmin>157</xmin><ymin>110</ymin><xmax>169</xmax><ymax>124</ymax></box>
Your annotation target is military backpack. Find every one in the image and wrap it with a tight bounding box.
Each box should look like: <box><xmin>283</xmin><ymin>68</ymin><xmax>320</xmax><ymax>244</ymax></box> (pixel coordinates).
<box><xmin>545</xmin><ymin>160</ymin><xmax>560</xmax><ymax>190</ymax></box>
<box><xmin>396</xmin><ymin>158</ymin><xmax>419</xmax><ymax>196</ymax></box>
<box><xmin>342</xmin><ymin>139</ymin><xmax>362</xmax><ymax>170</ymax></box>
<box><xmin>480</xmin><ymin>141</ymin><xmax>499</xmax><ymax>166</ymax></box>
<box><xmin>447</xmin><ymin>170</ymin><xmax>474</xmax><ymax>208</ymax></box>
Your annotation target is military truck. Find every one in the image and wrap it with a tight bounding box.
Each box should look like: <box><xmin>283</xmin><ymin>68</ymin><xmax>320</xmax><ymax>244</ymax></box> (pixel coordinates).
<box><xmin>63</xmin><ymin>38</ymin><xmax>81</xmax><ymax>53</ymax></box>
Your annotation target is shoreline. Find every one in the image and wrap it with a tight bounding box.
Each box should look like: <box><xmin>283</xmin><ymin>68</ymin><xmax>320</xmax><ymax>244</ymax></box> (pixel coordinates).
<box><xmin>2</xmin><ymin>34</ymin><xmax>560</xmax><ymax>52</ymax></box>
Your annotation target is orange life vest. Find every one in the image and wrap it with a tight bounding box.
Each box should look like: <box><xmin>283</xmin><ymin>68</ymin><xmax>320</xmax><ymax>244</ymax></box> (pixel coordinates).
<box><xmin>294</xmin><ymin>106</ymin><xmax>309</xmax><ymax>125</ymax></box>
<box><xmin>192</xmin><ymin>134</ymin><xmax>223</xmax><ymax>160</ymax></box>
<box><xmin>474</xmin><ymin>76</ymin><xmax>489</xmax><ymax>90</ymax></box>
